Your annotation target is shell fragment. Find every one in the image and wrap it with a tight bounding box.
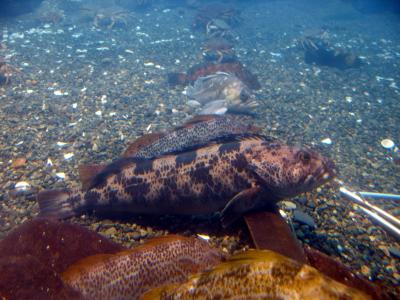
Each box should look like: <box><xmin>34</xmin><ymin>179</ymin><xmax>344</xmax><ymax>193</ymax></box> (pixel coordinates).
<box><xmin>321</xmin><ymin>138</ymin><xmax>332</xmax><ymax>145</ymax></box>
<box><xmin>15</xmin><ymin>181</ymin><xmax>30</xmax><ymax>191</ymax></box>
<box><xmin>381</xmin><ymin>139</ymin><xmax>395</xmax><ymax>149</ymax></box>
<box><xmin>63</xmin><ymin>153</ymin><xmax>74</xmax><ymax>160</ymax></box>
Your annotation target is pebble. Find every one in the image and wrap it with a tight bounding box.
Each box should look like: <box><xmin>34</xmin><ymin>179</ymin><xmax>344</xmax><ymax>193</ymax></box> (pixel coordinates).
<box><xmin>11</xmin><ymin>157</ymin><xmax>27</xmax><ymax>169</ymax></box>
<box><xmin>321</xmin><ymin>138</ymin><xmax>332</xmax><ymax>145</ymax></box>
<box><xmin>380</xmin><ymin>139</ymin><xmax>395</xmax><ymax>149</ymax></box>
<box><xmin>388</xmin><ymin>247</ymin><xmax>400</xmax><ymax>259</ymax></box>
<box><xmin>103</xmin><ymin>227</ymin><xmax>117</xmax><ymax>236</ymax></box>
<box><xmin>361</xmin><ymin>265</ymin><xmax>371</xmax><ymax>277</ymax></box>
<box><xmin>281</xmin><ymin>201</ymin><xmax>297</xmax><ymax>210</ymax></box>
<box><xmin>293</xmin><ymin>210</ymin><xmax>317</xmax><ymax>228</ymax></box>
<box><xmin>63</xmin><ymin>153</ymin><xmax>74</xmax><ymax>160</ymax></box>
<box><xmin>15</xmin><ymin>181</ymin><xmax>30</xmax><ymax>191</ymax></box>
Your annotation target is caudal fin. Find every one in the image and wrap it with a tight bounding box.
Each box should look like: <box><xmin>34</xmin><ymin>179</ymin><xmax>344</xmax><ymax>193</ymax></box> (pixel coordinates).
<box><xmin>37</xmin><ymin>189</ymin><xmax>76</xmax><ymax>219</ymax></box>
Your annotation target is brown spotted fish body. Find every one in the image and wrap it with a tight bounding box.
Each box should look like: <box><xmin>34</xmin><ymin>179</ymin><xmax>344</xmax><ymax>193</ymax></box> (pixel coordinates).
<box><xmin>122</xmin><ymin>114</ymin><xmax>260</xmax><ymax>159</ymax></box>
<box><xmin>38</xmin><ymin>135</ymin><xmax>335</xmax><ymax>226</ymax></box>
<box><xmin>141</xmin><ymin>250</ymin><xmax>370</xmax><ymax>300</ymax></box>
<box><xmin>62</xmin><ymin>235</ymin><xmax>223</xmax><ymax>300</ymax></box>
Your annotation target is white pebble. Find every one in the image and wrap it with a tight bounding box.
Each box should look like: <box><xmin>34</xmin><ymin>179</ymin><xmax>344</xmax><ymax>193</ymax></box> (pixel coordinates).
<box><xmin>381</xmin><ymin>139</ymin><xmax>395</xmax><ymax>149</ymax></box>
<box><xmin>197</xmin><ymin>234</ymin><xmax>210</xmax><ymax>241</ymax></box>
<box><xmin>15</xmin><ymin>181</ymin><xmax>30</xmax><ymax>191</ymax></box>
<box><xmin>55</xmin><ymin>172</ymin><xmax>66</xmax><ymax>180</ymax></box>
<box><xmin>63</xmin><ymin>152</ymin><xmax>74</xmax><ymax>160</ymax></box>
<box><xmin>321</xmin><ymin>138</ymin><xmax>332</xmax><ymax>145</ymax></box>
<box><xmin>56</xmin><ymin>142</ymin><xmax>68</xmax><ymax>147</ymax></box>
<box><xmin>55</xmin><ymin>90</ymin><xmax>68</xmax><ymax>96</ymax></box>
<box><xmin>46</xmin><ymin>158</ymin><xmax>53</xmax><ymax>166</ymax></box>
<box><xmin>95</xmin><ymin>110</ymin><xmax>102</xmax><ymax>117</ymax></box>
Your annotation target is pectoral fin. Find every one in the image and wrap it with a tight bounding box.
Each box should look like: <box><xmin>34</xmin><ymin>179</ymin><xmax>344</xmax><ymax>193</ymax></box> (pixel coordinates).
<box><xmin>220</xmin><ymin>185</ymin><xmax>262</xmax><ymax>228</ymax></box>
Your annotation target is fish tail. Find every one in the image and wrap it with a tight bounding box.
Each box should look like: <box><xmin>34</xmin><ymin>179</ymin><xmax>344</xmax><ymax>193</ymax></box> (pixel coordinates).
<box><xmin>37</xmin><ymin>189</ymin><xmax>76</xmax><ymax>219</ymax></box>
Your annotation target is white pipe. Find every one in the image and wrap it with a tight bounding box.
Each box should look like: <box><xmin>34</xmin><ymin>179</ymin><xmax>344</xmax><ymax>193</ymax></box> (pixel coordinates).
<box><xmin>340</xmin><ymin>187</ymin><xmax>400</xmax><ymax>240</ymax></box>
<box><xmin>359</xmin><ymin>191</ymin><xmax>400</xmax><ymax>201</ymax></box>
<box><xmin>357</xmin><ymin>206</ymin><xmax>400</xmax><ymax>241</ymax></box>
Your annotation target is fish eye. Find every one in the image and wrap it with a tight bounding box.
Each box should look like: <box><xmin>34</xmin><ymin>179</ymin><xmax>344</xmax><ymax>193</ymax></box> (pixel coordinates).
<box><xmin>297</xmin><ymin>150</ymin><xmax>311</xmax><ymax>163</ymax></box>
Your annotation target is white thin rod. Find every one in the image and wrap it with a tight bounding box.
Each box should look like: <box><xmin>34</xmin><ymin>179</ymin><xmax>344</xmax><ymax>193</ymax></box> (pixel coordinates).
<box><xmin>340</xmin><ymin>187</ymin><xmax>400</xmax><ymax>229</ymax></box>
<box><xmin>357</xmin><ymin>206</ymin><xmax>400</xmax><ymax>241</ymax></box>
<box><xmin>359</xmin><ymin>191</ymin><xmax>400</xmax><ymax>201</ymax></box>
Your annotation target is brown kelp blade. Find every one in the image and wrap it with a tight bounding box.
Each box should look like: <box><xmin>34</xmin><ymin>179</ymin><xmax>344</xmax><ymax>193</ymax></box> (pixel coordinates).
<box><xmin>244</xmin><ymin>209</ymin><xmax>307</xmax><ymax>263</ymax></box>
<box><xmin>304</xmin><ymin>245</ymin><xmax>393</xmax><ymax>300</ymax></box>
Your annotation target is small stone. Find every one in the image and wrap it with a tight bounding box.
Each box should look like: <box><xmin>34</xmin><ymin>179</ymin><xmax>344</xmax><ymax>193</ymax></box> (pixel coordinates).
<box><xmin>321</xmin><ymin>138</ymin><xmax>332</xmax><ymax>145</ymax></box>
<box><xmin>388</xmin><ymin>247</ymin><xmax>400</xmax><ymax>259</ymax></box>
<box><xmin>11</xmin><ymin>157</ymin><xmax>27</xmax><ymax>169</ymax></box>
<box><xmin>361</xmin><ymin>265</ymin><xmax>371</xmax><ymax>277</ymax></box>
<box><xmin>282</xmin><ymin>201</ymin><xmax>296</xmax><ymax>210</ymax></box>
<box><xmin>103</xmin><ymin>227</ymin><xmax>117</xmax><ymax>236</ymax></box>
<box><xmin>293</xmin><ymin>210</ymin><xmax>316</xmax><ymax>228</ymax></box>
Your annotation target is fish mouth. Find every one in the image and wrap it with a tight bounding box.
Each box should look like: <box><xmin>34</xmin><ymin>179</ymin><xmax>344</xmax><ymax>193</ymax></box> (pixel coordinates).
<box><xmin>314</xmin><ymin>157</ymin><xmax>337</xmax><ymax>185</ymax></box>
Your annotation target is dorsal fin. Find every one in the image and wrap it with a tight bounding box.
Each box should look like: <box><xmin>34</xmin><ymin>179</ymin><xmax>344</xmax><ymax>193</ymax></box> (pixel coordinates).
<box><xmin>84</xmin><ymin>157</ymin><xmax>144</xmax><ymax>190</ymax></box>
<box><xmin>201</xmin><ymin>250</ymin><xmax>292</xmax><ymax>275</ymax></box>
<box><xmin>175</xmin><ymin>115</ymin><xmax>221</xmax><ymax>129</ymax></box>
<box><xmin>214</xmin><ymin>133</ymin><xmax>276</xmax><ymax>144</ymax></box>
<box><xmin>122</xmin><ymin>132</ymin><xmax>166</xmax><ymax>158</ymax></box>
<box><xmin>78</xmin><ymin>164</ymin><xmax>107</xmax><ymax>190</ymax></box>
<box><xmin>103</xmin><ymin>235</ymin><xmax>193</xmax><ymax>259</ymax></box>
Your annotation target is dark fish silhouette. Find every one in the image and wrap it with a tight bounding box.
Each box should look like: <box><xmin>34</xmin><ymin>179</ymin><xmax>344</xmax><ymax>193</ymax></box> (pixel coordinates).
<box><xmin>38</xmin><ymin>135</ymin><xmax>335</xmax><ymax>227</ymax></box>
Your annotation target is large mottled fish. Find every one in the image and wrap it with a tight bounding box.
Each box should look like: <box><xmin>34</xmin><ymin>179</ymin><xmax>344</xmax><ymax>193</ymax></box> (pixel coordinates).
<box><xmin>142</xmin><ymin>249</ymin><xmax>370</xmax><ymax>300</ymax></box>
<box><xmin>184</xmin><ymin>72</ymin><xmax>257</xmax><ymax>115</ymax></box>
<box><xmin>62</xmin><ymin>235</ymin><xmax>223</xmax><ymax>300</ymax></box>
<box><xmin>167</xmin><ymin>61</ymin><xmax>261</xmax><ymax>90</ymax></box>
<box><xmin>79</xmin><ymin>114</ymin><xmax>260</xmax><ymax>189</ymax></box>
<box><xmin>38</xmin><ymin>134</ymin><xmax>335</xmax><ymax>227</ymax></box>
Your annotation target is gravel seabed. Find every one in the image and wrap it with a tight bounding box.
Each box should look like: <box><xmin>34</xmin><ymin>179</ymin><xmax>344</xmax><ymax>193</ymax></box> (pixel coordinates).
<box><xmin>0</xmin><ymin>0</ymin><xmax>399</xmax><ymax>295</ymax></box>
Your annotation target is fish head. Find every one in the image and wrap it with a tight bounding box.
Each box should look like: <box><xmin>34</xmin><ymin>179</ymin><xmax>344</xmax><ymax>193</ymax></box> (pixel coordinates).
<box><xmin>222</xmin><ymin>75</ymin><xmax>252</xmax><ymax>102</ymax></box>
<box><xmin>253</xmin><ymin>144</ymin><xmax>336</xmax><ymax>198</ymax></box>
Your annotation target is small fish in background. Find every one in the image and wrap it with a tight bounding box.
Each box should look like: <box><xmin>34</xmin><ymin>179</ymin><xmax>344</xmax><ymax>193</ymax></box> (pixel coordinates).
<box><xmin>184</xmin><ymin>72</ymin><xmax>257</xmax><ymax>115</ymax></box>
<box><xmin>62</xmin><ymin>235</ymin><xmax>224</xmax><ymax>300</ymax></box>
<box><xmin>167</xmin><ymin>61</ymin><xmax>261</xmax><ymax>90</ymax></box>
<box><xmin>37</xmin><ymin>134</ymin><xmax>335</xmax><ymax>227</ymax></box>
<box><xmin>299</xmin><ymin>30</ymin><xmax>362</xmax><ymax>70</ymax></box>
<box><xmin>142</xmin><ymin>249</ymin><xmax>370</xmax><ymax>299</ymax></box>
